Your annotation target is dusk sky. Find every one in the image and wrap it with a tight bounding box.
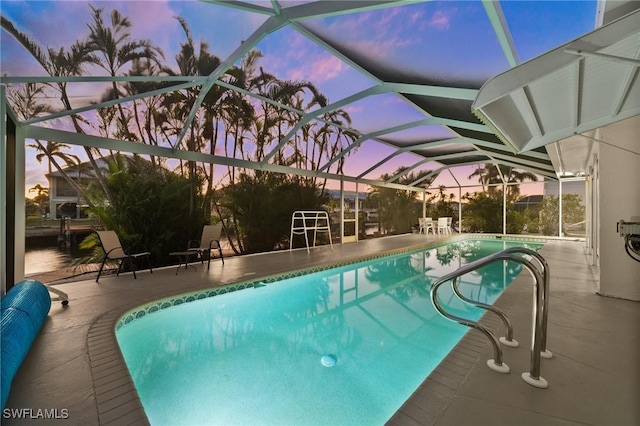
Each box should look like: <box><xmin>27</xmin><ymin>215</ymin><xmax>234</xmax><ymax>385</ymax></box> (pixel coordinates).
<box><xmin>1</xmin><ymin>0</ymin><xmax>598</xmax><ymax>197</ymax></box>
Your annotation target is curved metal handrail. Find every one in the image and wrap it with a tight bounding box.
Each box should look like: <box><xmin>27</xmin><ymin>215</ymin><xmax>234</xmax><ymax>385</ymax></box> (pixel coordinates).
<box><xmin>500</xmin><ymin>247</ymin><xmax>552</xmax><ymax>358</ymax></box>
<box><xmin>430</xmin><ymin>249</ymin><xmax>549</xmax><ymax>388</ymax></box>
<box><xmin>431</xmin><ymin>278</ymin><xmax>509</xmax><ymax>373</ymax></box>
<box><xmin>451</xmin><ymin>276</ymin><xmax>518</xmax><ymax>347</ymax></box>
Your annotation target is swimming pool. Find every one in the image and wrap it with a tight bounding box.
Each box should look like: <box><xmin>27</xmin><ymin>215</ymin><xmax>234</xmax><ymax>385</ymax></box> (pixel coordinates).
<box><xmin>116</xmin><ymin>237</ymin><xmax>543</xmax><ymax>425</ymax></box>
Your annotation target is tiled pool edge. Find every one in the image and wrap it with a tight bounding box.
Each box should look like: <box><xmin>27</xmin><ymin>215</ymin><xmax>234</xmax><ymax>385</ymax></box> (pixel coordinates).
<box><xmin>87</xmin><ymin>311</ymin><xmax>150</xmax><ymax>426</ymax></box>
<box><xmin>87</xmin><ymin>234</ymin><xmax>546</xmax><ymax>425</ymax></box>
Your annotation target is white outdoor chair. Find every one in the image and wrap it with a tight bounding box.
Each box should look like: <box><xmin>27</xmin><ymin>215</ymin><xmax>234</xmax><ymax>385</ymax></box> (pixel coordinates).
<box><xmin>424</xmin><ymin>217</ymin><xmax>435</xmax><ymax>234</ymax></box>
<box><xmin>437</xmin><ymin>217</ymin><xmax>450</xmax><ymax>235</ymax></box>
<box><xmin>418</xmin><ymin>218</ymin><xmax>426</xmax><ymax>234</ymax></box>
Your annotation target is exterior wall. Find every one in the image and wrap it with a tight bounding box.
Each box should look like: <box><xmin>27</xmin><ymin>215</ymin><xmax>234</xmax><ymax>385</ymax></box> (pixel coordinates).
<box><xmin>47</xmin><ymin>175</ymin><xmax>82</xmax><ymax>219</ymax></box>
<box><xmin>593</xmin><ymin>117</ymin><xmax>640</xmax><ymax>301</ymax></box>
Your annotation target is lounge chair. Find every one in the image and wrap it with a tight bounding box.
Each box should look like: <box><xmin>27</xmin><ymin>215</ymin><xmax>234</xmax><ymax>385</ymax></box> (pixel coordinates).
<box><xmin>188</xmin><ymin>224</ymin><xmax>225</xmax><ymax>269</ymax></box>
<box><xmin>95</xmin><ymin>231</ymin><xmax>152</xmax><ymax>282</ymax></box>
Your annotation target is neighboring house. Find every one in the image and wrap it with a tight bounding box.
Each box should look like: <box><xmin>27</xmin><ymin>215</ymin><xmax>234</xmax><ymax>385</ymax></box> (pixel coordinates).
<box><xmin>513</xmin><ymin>194</ymin><xmax>543</xmax><ymax>213</ymax></box>
<box><xmin>543</xmin><ymin>180</ymin><xmax>586</xmax><ymax>201</ymax></box>
<box><xmin>325</xmin><ymin>189</ymin><xmax>368</xmax><ymax>212</ymax></box>
<box><xmin>45</xmin><ymin>157</ymin><xmax>110</xmax><ymax>219</ymax></box>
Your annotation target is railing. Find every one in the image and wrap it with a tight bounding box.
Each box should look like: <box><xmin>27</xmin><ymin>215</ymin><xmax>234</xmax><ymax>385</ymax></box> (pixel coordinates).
<box><xmin>430</xmin><ymin>247</ymin><xmax>551</xmax><ymax>388</ymax></box>
<box><xmin>289</xmin><ymin>211</ymin><xmax>333</xmax><ymax>253</ymax></box>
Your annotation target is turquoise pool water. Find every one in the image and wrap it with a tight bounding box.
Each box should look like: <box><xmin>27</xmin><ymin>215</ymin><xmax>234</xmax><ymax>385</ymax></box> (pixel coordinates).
<box><xmin>116</xmin><ymin>238</ymin><xmax>543</xmax><ymax>425</ymax></box>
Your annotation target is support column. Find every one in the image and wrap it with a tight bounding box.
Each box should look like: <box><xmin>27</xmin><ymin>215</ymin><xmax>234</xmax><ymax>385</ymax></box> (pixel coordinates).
<box><xmin>1</xmin><ymin>86</ymin><xmax>7</xmax><ymax>294</ymax></box>
<box><xmin>558</xmin><ymin>180</ymin><xmax>563</xmax><ymax>237</ymax></box>
<box><xmin>355</xmin><ymin>181</ymin><xmax>359</xmax><ymax>242</ymax></box>
<box><xmin>14</xmin><ymin>125</ymin><xmax>26</xmax><ymax>283</ymax></box>
<box><xmin>458</xmin><ymin>186</ymin><xmax>462</xmax><ymax>233</ymax></box>
<box><xmin>340</xmin><ymin>178</ymin><xmax>344</xmax><ymax>245</ymax></box>
<box><xmin>503</xmin><ymin>183</ymin><xmax>507</xmax><ymax>234</ymax></box>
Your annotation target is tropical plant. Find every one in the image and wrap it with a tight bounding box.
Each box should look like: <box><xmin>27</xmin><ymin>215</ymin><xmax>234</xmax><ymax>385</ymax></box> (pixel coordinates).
<box><xmin>5</xmin><ymin>83</ymin><xmax>90</xmax><ymax>202</ymax></box>
<box><xmin>219</xmin><ymin>172</ymin><xmax>328</xmax><ymax>254</ymax></box>
<box><xmin>461</xmin><ymin>191</ymin><xmax>503</xmax><ymax>233</ymax></box>
<box><xmin>538</xmin><ymin>194</ymin><xmax>585</xmax><ymax>236</ymax></box>
<box><xmin>28</xmin><ymin>141</ymin><xmax>79</xmax><ymax>175</ymax></box>
<box><xmin>464</xmin><ymin>163</ymin><xmax>539</xmax><ymax>233</ymax></box>
<box><xmin>6</xmin><ymin>8</ymin><xmax>366</xmax><ymax>256</ymax></box>
<box><xmin>86</xmin><ymin>5</ymin><xmax>164</xmax><ymax>141</ymax></box>
<box><xmin>468</xmin><ymin>163</ymin><xmax>538</xmax><ymax>201</ymax></box>
<box><xmin>367</xmin><ymin>168</ymin><xmax>436</xmax><ymax>235</ymax></box>
<box><xmin>427</xmin><ymin>185</ymin><xmax>457</xmax><ymax>224</ymax></box>
<box><xmin>84</xmin><ymin>154</ymin><xmax>207</xmax><ymax>266</ymax></box>
<box><xmin>27</xmin><ymin>184</ymin><xmax>49</xmax><ymax>217</ymax></box>
<box><xmin>1</xmin><ymin>14</ymin><xmax>112</xmax><ymax>201</ymax></box>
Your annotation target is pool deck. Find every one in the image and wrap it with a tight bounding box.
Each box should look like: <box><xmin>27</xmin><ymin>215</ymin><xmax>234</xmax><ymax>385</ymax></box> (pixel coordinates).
<box><xmin>4</xmin><ymin>234</ymin><xmax>639</xmax><ymax>425</ymax></box>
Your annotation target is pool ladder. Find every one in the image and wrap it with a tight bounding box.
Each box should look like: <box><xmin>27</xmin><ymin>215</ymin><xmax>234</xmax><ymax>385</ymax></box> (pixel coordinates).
<box><xmin>430</xmin><ymin>247</ymin><xmax>552</xmax><ymax>388</ymax></box>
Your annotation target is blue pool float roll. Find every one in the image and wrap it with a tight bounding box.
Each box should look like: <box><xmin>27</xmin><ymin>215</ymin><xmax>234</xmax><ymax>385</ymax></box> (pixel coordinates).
<box><xmin>1</xmin><ymin>280</ymin><xmax>51</xmax><ymax>410</ymax></box>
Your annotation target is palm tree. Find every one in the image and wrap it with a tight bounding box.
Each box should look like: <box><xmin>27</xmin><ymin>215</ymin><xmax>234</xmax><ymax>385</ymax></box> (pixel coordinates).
<box><xmin>86</xmin><ymin>5</ymin><xmax>164</xmax><ymax>142</ymax></box>
<box><xmin>1</xmin><ymin>15</ymin><xmax>113</xmax><ymax>203</ymax></box>
<box><xmin>468</xmin><ymin>163</ymin><xmax>538</xmax><ymax>200</ymax></box>
<box><xmin>468</xmin><ymin>163</ymin><xmax>499</xmax><ymax>192</ymax></box>
<box><xmin>367</xmin><ymin>168</ymin><xmax>433</xmax><ymax>235</ymax></box>
<box><xmin>172</xmin><ymin>16</ymin><xmax>224</xmax><ymax>184</ymax></box>
<box><xmin>28</xmin><ymin>141</ymin><xmax>79</xmax><ymax>175</ymax></box>
<box><xmin>5</xmin><ymin>83</ymin><xmax>89</xmax><ymax>202</ymax></box>
<box><xmin>502</xmin><ymin>168</ymin><xmax>538</xmax><ymax>201</ymax></box>
<box><xmin>314</xmin><ymin>108</ymin><xmax>357</xmax><ymax>192</ymax></box>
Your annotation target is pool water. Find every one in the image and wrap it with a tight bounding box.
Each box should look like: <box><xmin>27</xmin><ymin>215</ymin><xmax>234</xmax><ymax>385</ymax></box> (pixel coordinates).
<box><xmin>116</xmin><ymin>239</ymin><xmax>542</xmax><ymax>425</ymax></box>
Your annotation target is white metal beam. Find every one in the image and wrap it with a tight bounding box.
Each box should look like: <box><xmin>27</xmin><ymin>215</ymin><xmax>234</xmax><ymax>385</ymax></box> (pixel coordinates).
<box><xmin>611</xmin><ymin>46</ymin><xmax>640</xmax><ymax>116</ymax></box>
<box><xmin>564</xmin><ymin>48</ymin><xmax>640</xmax><ymax>67</ymax></box>
<box><xmin>12</xmin><ymin>81</ymin><xmax>203</xmax><ymax>126</ymax></box>
<box><xmin>384</xmin><ymin>82</ymin><xmax>478</xmax><ymax>100</ymax></box>
<box><xmin>0</xmin><ymin>86</ymin><xmax>6</xmax><ymax>293</ymax></box>
<box><xmin>482</xmin><ymin>0</ymin><xmax>520</xmax><ymax>67</ymax></box>
<box><xmin>283</xmin><ymin>0</ymin><xmax>421</xmax><ymax>22</ymax></box>
<box><xmin>572</xmin><ymin>57</ymin><xmax>583</xmax><ymax>129</ymax></box>
<box><xmin>22</xmin><ymin>125</ymin><xmax>425</xmax><ymax>193</ymax></box>
<box><xmin>201</xmin><ymin>0</ymin><xmax>276</xmax><ymax>16</ymax></box>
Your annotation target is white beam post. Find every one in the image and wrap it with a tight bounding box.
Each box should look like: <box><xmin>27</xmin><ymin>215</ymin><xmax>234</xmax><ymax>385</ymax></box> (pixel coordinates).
<box><xmin>14</xmin><ymin>125</ymin><xmax>26</xmax><ymax>283</ymax></box>
<box><xmin>0</xmin><ymin>85</ymin><xmax>6</xmax><ymax>294</ymax></box>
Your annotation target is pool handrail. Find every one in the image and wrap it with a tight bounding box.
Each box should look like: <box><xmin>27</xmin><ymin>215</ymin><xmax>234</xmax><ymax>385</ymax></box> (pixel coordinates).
<box><xmin>451</xmin><ymin>276</ymin><xmax>519</xmax><ymax>348</ymax></box>
<box><xmin>500</xmin><ymin>247</ymin><xmax>552</xmax><ymax>358</ymax></box>
<box><xmin>430</xmin><ymin>249</ymin><xmax>549</xmax><ymax>388</ymax></box>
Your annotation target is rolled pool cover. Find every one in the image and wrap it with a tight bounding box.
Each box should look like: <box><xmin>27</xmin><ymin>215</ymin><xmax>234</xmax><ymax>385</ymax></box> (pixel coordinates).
<box><xmin>1</xmin><ymin>280</ymin><xmax>51</xmax><ymax>410</ymax></box>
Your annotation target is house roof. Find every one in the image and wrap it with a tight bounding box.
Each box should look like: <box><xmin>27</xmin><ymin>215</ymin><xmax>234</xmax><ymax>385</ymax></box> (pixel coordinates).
<box><xmin>473</xmin><ymin>9</ymin><xmax>640</xmax><ymax>178</ymax></box>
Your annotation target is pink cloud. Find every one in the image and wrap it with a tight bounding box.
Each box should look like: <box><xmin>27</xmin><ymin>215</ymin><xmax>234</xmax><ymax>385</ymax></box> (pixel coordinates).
<box><xmin>107</xmin><ymin>1</ymin><xmax>180</xmax><ymax>62</ymax></box>
<box><xmin>428</xmin><ymin>10</ymin><xmax>453</xmax><ymax>30</ymax></box>
<box><xmin>289</xmin><ymin>55</ymin><xmax>346</xmax><ymax>82</ymax></box>
<box><xmin>318</xmin><ymin>7</ymin><xmax>424</xmax><ymax>61</ymax></box>
<box><xmin>344</xmin><ymin>105</ymin><xmax>363</xmax><ymax>115</ymax></box>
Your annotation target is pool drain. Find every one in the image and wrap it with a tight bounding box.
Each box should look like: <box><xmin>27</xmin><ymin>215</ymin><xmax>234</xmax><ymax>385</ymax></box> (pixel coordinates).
<box><xmin>321</xmin><ymin>354</ymin><xmax>337</xmax><ymax>367</ymax></box>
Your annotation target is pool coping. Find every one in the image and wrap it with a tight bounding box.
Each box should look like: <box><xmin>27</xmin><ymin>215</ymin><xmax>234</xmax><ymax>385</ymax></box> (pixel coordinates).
<box><xmin>86</xmin><ymin>234</ymin><xmax>548</xmax><ymax>425</ymax></box>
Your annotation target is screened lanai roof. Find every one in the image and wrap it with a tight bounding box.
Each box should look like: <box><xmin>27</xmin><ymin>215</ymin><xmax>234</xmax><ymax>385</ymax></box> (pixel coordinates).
<box><xmin>1</xmin><ymin>0</ymin><xmax>604</xmax><ymax>191</ymax></box>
